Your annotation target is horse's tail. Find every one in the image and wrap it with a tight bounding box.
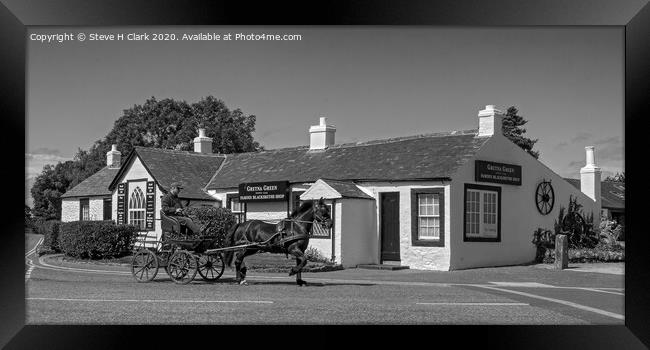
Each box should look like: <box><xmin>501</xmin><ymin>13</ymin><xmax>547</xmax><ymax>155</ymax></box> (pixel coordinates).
<box><xmin>223</xmin><ymin>222</ymin><xmax>241</xmax><ymax>267</ymax></box>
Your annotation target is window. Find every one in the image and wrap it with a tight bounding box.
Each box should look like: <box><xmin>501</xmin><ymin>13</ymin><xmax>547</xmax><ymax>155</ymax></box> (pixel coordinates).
<box><xmin>226</xmin><ymin>193</ymin><xmax>246</xmax><ymax>223</ymax></box>
<box><xmin>128</xmin><ymin>186</ymin><xmax>146</xmax><ymax>230</ymax></box>
<box><xmin>291</xmin><ymin>190</ymin><xmax>305</xmax><ymax>212</ymax></box>
<box><xmin>103</xmin><ymin>198</ymin><xmax>112</xmax><ymax>221</ymax></box>
<box><xmin>411</xmin><ymin>188</ymin><xmax>445</xmax><ymax>247</ymax></box>
<box><xmin>464</xmin><ymin>184</ymin><xmax>501</xmax><ymax>242</ymax></box>
<box><xmin>310</xmin><ymin>201</ymin><xmax>332</xmax><ymax>238</ymax></box>
<box><xmin>79</xmin><ymin>198</ymin><xmax>90</xmax><ymax>221</ymax></box>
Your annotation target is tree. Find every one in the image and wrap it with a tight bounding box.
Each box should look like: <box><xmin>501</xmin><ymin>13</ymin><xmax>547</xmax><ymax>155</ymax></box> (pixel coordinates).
<box><xmin>25</xmin><ymin>205</ymin><xmax>33</xmax><ymax>228</ymax></box>
<box><xmin>31</xmin><ymin>162</ymin><xmax>73</xmax><ymax>220</ymax></box>
<box><xmin>502</xmin><ymin>106</ymin><xmax>540</xmax><ymax>159</ymax></box>
<box><xmin>604</xmin><ymin>172</ymin><xmax>625</xmax><ymax>183</ymax></box>
<box><xmin>30</xmin><ymin>96</ymin><xmax>263</xmax><ymax>220</ymax></box>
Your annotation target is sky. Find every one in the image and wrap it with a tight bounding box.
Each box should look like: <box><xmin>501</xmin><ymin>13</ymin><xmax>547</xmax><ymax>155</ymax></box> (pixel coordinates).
<box><xmin>26</xmin><ymin>26</ymin><xmax>624</xmax><ymax>205</ymax></box>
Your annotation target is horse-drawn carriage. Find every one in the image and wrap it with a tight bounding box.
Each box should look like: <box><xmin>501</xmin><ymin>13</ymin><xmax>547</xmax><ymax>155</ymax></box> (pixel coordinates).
<box><xmin>130</xmin><ymin>198</ymin><xmax>332</xmax><ymax>286</ymax></box>
<box><xmin>130</xmin><ymin>211</ymin><xmax>227</xmax><ymax>284</ymax></box>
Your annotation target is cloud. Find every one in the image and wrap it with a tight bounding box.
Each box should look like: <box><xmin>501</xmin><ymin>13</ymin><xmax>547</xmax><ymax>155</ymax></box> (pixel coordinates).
<box><xmin>570</xmin><ymin>132</ymin><xmax>592</xmax><ymax>143</ymax></box>
<box><xmin>30</xmin><ymin>147</ymin><xmax>63</xmax><ymax>156</ymax></box>
<box><xmin>553</xmin><ymin>142</ymin><xmax>568</xmax><ymax>151</ymax></box>
<box><xmin>25</xmin><ymin>152</ymin><xmax>73</xmax><ymax>179</ymax></box>
<box><xmin>594</xmin><ymin>136</ymin><xmax>621</xmax><ymax>146</ymax></box>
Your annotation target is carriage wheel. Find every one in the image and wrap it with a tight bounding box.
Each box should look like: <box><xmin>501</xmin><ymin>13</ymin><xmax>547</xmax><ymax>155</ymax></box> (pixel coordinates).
<box><xmin>198</xmin><ymin>253</ymin><xmax>225</xmax><ymax>281</ymax></box>
<box><xmin>131</xmin><ymin>249</ymin><xmax>159</xmax><ymax>282</ymax></box>
<box><xmin>167</xmin><ymin>251</ymin><xmax>198</xmax><ymax>285</ymax></box>
<box><xmin>157</xmin><ymin>250</ymin><xmax>171</xmax><ymax>277</ymax></box>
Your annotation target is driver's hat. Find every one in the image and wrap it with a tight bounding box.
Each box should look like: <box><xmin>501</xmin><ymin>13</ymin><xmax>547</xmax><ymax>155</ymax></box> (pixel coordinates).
<box><xmin>170</xmin><ymin>182</ymin><xmax>184</xmax><ymax>189</ymax></box>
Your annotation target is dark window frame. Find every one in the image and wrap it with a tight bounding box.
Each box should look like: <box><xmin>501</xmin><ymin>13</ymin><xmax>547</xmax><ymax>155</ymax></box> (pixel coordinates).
<box><xmin>463</xmin><ymin>183</ymin><xmax>502</xmax><ymax>242</ymax></box>
<box><xmin>103</xmin><ymin>197</ymin><xmax>112</xmax><ymax>221</ymax></box>
<box><xmin>411</xmin><ymin>188</ymin><xmax>445</xmax><ymax>247</ymax></box>
<box><xmin>309</xmin><ymin>200</ymin><xmax>333</xmax><ymax>239</ymax></box>
<box><xmin>226</xmin><ymin>193</ymin><xmax>246</xmax><ymax>223</ymax></box>
<box><xmin>79</xmin><ymin>198</ymin><xmax>90</xmax><ymax>221</ymax></box>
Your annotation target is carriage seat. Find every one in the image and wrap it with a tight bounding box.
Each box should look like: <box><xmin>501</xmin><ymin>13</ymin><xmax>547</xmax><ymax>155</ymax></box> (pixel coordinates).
<box><xmin>160</xmin><ymin>210</ymin><xmax>184</xmax><ymax>235</ymax></box>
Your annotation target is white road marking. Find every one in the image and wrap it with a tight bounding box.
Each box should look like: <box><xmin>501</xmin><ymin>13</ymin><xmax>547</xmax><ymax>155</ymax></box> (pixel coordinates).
<box><xmin>472</xmin><ymin>285</ymin><xmax>624</xmax><ymax>320</ymax></box>
<box><xmin>489</xmin><ymin>282</ymin><xmax>553</xmax><ymax>288</ymax></box>
<box><xmin>417</xmin><ymin>302</ymin><xmax>529</xmax><ymax>306</ymax></box>
<box><xmin>25</xmin><ymin>237</ymin><xmax>44</xmax><ymax>280</ymax></box>
<box><xmin>27</xmin><ymin>297</ymin><xmax>273</xmax><ymax>304</ymax></box>
<box><xmin>38</xmin><ymin>255</ymin><xmax>131</xmax><ymax>275</ymax></box>
<box><xmin>488</xmin><ymin>281</ymin><xmax>624</xmax><ymax>296</ymax></box>
<box><xmin>573</xmin><ymin>287</ymin><xmax>624</xmax><ymax>296</ymax></box>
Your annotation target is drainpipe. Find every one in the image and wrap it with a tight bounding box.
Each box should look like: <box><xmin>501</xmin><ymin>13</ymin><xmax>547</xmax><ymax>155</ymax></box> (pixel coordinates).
<box><xmin>331</xmin><ymin>199</ymin><xmax>336</xmax><ymax>263</ymax></box>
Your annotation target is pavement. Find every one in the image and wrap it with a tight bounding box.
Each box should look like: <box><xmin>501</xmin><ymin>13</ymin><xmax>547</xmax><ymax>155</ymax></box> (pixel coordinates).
<box><xmin>38</xmin><ymin>253</ymin><xmax>625</xmax><ymax>289</ymax></box>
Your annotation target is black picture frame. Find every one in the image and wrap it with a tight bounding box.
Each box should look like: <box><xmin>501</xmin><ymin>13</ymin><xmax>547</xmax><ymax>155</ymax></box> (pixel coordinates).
<box><xmin>6</xmin><ymin>0</ymin><xmax>648</xmax><ymax>348</ymax></box>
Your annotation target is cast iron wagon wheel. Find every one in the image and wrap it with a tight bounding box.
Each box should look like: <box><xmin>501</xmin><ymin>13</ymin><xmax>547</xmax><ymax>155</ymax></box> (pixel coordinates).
<box><xmin>535</xmin><ymin>180</ymin><xmax>555</xmax><ymax>215</ymax></box>
<box><xmin>167</xmin><ymin>250</ymin><xmax>198</xmax><ymax>285</ymax></box>
<box><xmin>197</xmin><ymin>253</ymin><xmax>225</xmax><ymax>281</ymax></box>
<box><xmin>131</xmin><ymin>248</ymin><xmax>159</xmax><ymax>282</ymax></box>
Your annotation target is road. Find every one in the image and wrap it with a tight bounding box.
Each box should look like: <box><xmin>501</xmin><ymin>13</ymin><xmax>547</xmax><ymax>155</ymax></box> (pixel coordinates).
<box><xmin>25</xmin><ymin>234</ymin><xmax>624</xmax><ymax>324</ymax></box>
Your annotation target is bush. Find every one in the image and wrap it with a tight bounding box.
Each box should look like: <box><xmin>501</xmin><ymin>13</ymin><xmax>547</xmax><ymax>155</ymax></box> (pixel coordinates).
<box><xmin>554</xmin><ymin>196</ymin><xmax>598</xmax><ymax>249</ymax></box>
<box><xmin>304</xmin><ymin>247</ymin><xmax>331</xmax><ymax>264</ymax></box>
<box><xmin>532</xmin><ymin>228</ymin><xmax>555</xmax><ymax>263</ymax></box>
<box><xmin>182</xmin><ymin>206</ymin><xmax>237</xmax><ymax>247</ymax></box>
<box><xmin>33</xmin><ymin>218</ymin><xmax>62</xmax><ymax>253</ymax></box>
<box><xmin>569</xmin><ymin>245</ymin><xmax>624</xmax><ymax>263</ymax></box>
<box><xmin>599</xmin><ymin>219</ymin><xmax>624</xmax><ymax>246</ymax></box>
<box><xmin>59</xmin><ymin>220</ymin><xmax>139</xmax><ymax>259</ymax></box>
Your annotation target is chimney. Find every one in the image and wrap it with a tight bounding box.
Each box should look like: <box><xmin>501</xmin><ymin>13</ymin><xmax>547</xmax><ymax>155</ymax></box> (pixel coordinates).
<box><xmin>106</xmin><ymin>144</ymin><xmax>121</xmax><ymax>168</ymax></box>
<box><xmin>309</xmin><ymin>117</ymin><xmax>336</xmax><ymax>150</ymax></box>
<box><xmin>477</xmin><ymin>105</ymin><xmax>504</xmax><ymax>137</ymax></box>
<box><xmin>580</xmin><ymin>146</ymin><xmax>602</xmax><ymax>225</ymax></box>
<box><xmin>193</xmin><ymin>128</ymin><xmax>213</xmax><ymax>154</ymax></box>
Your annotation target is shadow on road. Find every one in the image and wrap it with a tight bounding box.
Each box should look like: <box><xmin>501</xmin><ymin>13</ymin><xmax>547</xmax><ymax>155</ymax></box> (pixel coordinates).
<box><xmin>141</xmin><ymin>277</ymin><xmax>376</xmax><ymax>287</ymax></box>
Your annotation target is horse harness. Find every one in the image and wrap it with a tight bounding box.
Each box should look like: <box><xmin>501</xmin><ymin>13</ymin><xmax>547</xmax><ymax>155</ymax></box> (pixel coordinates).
<box><xmin>234</xmin><ymin>218</ymin><xmax>314</xmax><ymax>254</ymax></box>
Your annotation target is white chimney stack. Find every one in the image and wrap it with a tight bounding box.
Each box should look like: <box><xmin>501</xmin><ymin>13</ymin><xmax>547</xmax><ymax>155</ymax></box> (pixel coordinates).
<box><xmin>477</xmin><ymin>105</ymin><xmax>504</xmax><ymax>137</ymax></box>
<box><xmin>106</xmin><ymin>144</ymin><xmax>121</xmax><ymax>168</ymax></box>
<box><xmin>580</xmin><ymin>146</ymin><xmax>602</xmax><ymax>226</ymax></box>
<box><xmin>309</xmin><ymin>117</ymin><xmax>336</xmax><ymax>150</ymax></box>
<box><xmin>193</xmin><ymin>128</ymin><xmax>213</xmax><ymax>154</ymax></box>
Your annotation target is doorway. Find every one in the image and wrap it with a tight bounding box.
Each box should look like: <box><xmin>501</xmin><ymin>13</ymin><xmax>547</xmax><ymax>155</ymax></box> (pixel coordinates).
<box><xmin>380</xmin><ymin>192</ymin><xmax>400</xmax><ymax>262</ymax></box>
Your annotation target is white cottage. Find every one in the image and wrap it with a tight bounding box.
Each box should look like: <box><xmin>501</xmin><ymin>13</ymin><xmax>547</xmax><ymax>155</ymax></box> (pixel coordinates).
<box><xmin>60</xmin><ymin>105</ymin><xmax>605</xmax><ymax>270</ymax></box>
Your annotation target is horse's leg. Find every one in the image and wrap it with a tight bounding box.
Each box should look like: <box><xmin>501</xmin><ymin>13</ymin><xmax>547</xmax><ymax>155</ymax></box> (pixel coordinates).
<box><xmin>235</xmin><ymin>249</ymin><xmax>258</xmax><ymax>285</ymax></box>
<box><xmin>288</xmin><ymin>246</ymin><xmax>308</xmax><ymax>286</ymax></box>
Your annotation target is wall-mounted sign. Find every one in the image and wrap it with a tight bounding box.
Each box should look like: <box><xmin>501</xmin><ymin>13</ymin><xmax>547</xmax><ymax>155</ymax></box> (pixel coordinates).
<box><xmin>238</xmin><ymin>181</ymin><xmax>289</xmax><ymax>202</ymax></box>
<box><xmin>116</xmin><ymin>183</ymin><xmax>127</xmax><ymax>224</ymax></box>
<box><xmin>145</xmin><ymin>181</ymin><xmax>156</xmax><ymax>230</ymax></box>
<box><xmin>475</xmin><ymin>160</ymin><xmax>522</xmax><ymax>186</ymax></box>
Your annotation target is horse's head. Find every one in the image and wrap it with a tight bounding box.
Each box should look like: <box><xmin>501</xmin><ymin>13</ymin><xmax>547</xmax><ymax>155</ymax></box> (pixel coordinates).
<box><xmin>313</xmin><ymin>197</ymin><xmax>333</xmax><ymax>229</ymax></box>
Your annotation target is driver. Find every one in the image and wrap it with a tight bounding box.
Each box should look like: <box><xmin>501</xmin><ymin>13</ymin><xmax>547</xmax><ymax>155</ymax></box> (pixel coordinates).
<box><xmin>161</xmin><ymin>182</ymin><xmax>201</xmax><ymax>235</ymax></box>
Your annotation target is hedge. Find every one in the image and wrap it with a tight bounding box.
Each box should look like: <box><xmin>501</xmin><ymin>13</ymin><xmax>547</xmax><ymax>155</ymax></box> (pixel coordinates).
<box><xmin>59</xmin><ymin>220</ymin><xmax>140</xmax><ymax>259</ymax></box>
<box><xmin>33</xmin><ymin>218</ymin><xmax>62</xmax><ymax>253</ymax></box>
<box><xmin>181</xmin><ymin>206</ymin><xmax>237</xmax><ymax>247</ymax></box>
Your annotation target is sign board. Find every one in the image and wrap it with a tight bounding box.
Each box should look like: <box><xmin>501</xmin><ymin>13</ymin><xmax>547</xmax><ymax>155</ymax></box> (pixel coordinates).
<box><xmin>238</xmin><ymin>181</ymin><xmax>289</xmax><ymax>202</ymax></box>
<box><xmin>116</xmin><ymin>183</ymin><xmax>126</xmax><ymax>224</ymax></box>
<box><xmin>475</xmin><ymin>160</ymin><xmax>522</xmax><ymax>186</ymax></box>
<box><xmin>145</xmin><ymin>181</ymin><xmax>155</xmax><ymax>230</ymax></box>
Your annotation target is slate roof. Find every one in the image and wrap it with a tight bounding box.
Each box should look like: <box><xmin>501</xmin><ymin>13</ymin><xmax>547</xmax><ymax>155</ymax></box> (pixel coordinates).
<box><xmin>61</xmin><ymin>167</ymin><xmax>120</xmax><ymax>198</ymax></box>
<box><xmin>109</xmin><ymin>147</ymin><xmax>226</xmax><ymax>201</ymax></box>
<box><xmin>564</xmin><ymin>178</ymin><xmax>625</xmax><ymax>210</ymax></box>
<box><xmin>320</xmin><ymin>179</ymin><xmax>374</xmax><ymax>199</ymax></box>
<box><xmin>206</xmin><ymin>129</ymin><xmax>489</xmax><ymax>189</ymax></box>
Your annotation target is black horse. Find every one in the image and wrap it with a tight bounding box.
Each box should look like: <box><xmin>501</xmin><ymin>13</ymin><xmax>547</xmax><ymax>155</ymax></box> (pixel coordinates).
<box><xmin>223</xmin><ymin>198</ymin><xmax>332</xmax><ymax>286</ymax></box>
